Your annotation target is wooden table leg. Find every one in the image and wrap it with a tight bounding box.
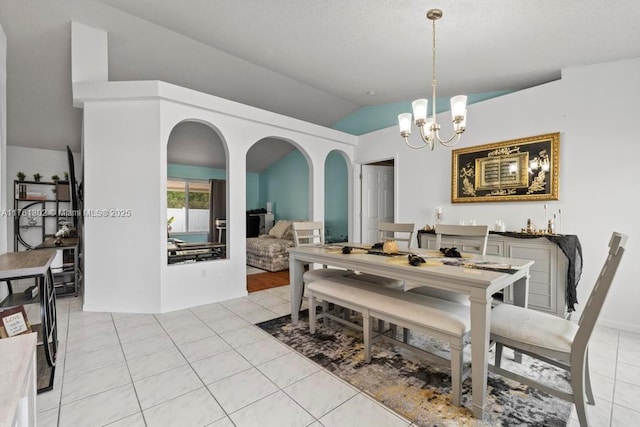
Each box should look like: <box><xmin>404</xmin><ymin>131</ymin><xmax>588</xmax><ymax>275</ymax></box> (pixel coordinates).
<box><xmin>470</xmin><ymin>291</ymin><xmax>492</xmax><ymax>420</ymax></box>
<box><xmin>289</xmin><ymin>257</ymin><xmax>304</xmax><ymax>324</ymax></box>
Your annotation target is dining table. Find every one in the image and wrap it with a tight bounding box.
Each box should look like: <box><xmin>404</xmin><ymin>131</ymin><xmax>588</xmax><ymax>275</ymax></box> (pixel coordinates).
<box><xmin>288</xmin><ymin>243</ymin><xmax>534</xmax><ymax>420</ymax></box>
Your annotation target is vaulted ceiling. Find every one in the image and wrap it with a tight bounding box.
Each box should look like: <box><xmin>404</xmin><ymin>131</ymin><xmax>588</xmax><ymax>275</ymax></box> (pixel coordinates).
<box><xmin>1</xmin><ymin>0</ymin><xmax>639</xmax><ymax>171</ymax></box>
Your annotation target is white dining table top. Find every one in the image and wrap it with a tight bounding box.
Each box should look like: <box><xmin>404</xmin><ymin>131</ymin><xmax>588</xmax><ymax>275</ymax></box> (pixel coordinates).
<box><xmin>288</xmin><ymin>243</ymin><xmax>534</xmax><ymax>292</ymax></box>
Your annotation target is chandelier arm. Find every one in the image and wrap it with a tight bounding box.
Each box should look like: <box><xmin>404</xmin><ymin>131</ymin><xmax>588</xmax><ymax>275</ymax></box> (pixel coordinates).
<box><xmin>419</xmin><ymin>126</ymin><xmax>436</xmax><ymax>150</ymax></box>
<box><xmin>434</xmin><ymin>129</ymin><xmax>463</xmax><ymax>146</ymax></box>
<box><xmin>403</xmin><ymin>137</ymin><xmax>429</xmax><ymax>150</ymax></box>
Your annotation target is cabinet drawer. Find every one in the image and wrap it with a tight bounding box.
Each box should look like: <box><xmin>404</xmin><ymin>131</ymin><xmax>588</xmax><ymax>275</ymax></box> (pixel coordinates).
<box><xmin>528</xmin><ymin>293</ymin><xmax>555</xmax><ymax>314</ymax></box>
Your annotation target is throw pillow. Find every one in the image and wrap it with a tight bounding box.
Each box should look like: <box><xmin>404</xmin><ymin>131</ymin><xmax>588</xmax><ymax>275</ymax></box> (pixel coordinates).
<box><xmin>269</xmin><ymin>220</ymin><xmax>291</xmax><ymax>239</ymax></box>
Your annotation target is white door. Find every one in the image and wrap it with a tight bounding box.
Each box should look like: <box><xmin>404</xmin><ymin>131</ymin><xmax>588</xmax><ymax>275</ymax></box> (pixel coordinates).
<box><xmin>361</xmin><ymin>164</ymin><xmax>394</xmax><ymax>244</ymax></box>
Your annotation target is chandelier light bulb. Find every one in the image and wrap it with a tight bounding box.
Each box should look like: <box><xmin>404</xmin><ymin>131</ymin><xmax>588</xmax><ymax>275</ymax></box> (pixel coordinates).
<box><xmin>412</xmin><ymin>99</ymin><xmax>428</xmax><ymax>124</ymax></box>
<box><xmin>450</xmin><ymin>96</ymin><xmax>468</xmax><ymax>122</ymax></box>
<box><xmin>398</xmin><ymin>113</ymin><xmax>412</xmax><ymax>137</ymax></box>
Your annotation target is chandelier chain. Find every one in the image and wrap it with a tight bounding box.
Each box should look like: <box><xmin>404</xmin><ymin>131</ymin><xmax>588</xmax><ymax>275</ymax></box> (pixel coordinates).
<box><xmin>432</xmin><ymin>16</ymin><xmax>437</xmax><ymax>89</ymax></box>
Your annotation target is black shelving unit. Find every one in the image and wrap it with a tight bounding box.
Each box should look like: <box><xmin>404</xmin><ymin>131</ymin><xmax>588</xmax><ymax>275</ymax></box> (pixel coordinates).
<box><xmin>14</xmin><ymin>180</ymin><xmax>72</xmax><ymax>251</ymax></box>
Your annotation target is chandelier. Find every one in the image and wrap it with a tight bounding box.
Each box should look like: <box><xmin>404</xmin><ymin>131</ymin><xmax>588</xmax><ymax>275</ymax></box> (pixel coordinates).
<box><xmin>398</xmin><ymin>9</ymin><xmax>467</xmax><ymax>150</ymax></box>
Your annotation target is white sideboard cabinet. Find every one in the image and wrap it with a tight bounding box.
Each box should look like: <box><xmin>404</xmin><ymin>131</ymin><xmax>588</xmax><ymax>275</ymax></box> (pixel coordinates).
<box><xmin>419</xmin><ymin>232</ymin><xmax>570</xmax><ymax>317</ymax></box>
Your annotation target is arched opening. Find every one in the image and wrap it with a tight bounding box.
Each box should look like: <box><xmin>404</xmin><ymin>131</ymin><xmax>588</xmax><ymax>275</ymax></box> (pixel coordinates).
<box><xmin>324</xmin><ymin>150</ymin><xmax>349</xmax><ymax>243</ymax></box>
<box><xmin>245</xmin><ymin>137</ymin><xmax>309</xmax><ymax>291</ymax></box>
<box><xmin>166</xmin><ymin>120</ymin><xmax>228</xmax><ymax>264</ymax></box>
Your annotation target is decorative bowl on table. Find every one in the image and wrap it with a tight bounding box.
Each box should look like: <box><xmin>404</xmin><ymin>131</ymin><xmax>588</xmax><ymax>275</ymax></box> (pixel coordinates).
<box><xmin>382</xmin><ymin>240</ymin><xmax>399</xmax><ymax>254</ymax></box>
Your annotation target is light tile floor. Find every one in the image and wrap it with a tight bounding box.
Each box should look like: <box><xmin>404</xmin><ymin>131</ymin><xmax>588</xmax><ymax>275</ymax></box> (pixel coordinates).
<box><xmin>25</xmin><ymin>285</ymin><xmax>640</xmax><ymax>427</ymax></box>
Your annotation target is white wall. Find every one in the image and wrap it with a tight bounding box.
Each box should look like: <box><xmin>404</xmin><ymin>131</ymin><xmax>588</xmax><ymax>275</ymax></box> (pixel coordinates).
<box><xmin>75</xmin><ymin>80</ymin><xmax>357</xmax><ymax>313</ymax></box>
<box><xmin>358</xmin><ymin>57</ymin><xmax>640</xmax><ymax>332</ymax></box>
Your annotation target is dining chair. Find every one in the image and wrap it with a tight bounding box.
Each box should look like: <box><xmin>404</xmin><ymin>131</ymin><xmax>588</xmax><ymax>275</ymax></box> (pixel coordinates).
<box><xmin>489</xmin><ymin>232</ymin><xmax>627</xmax><ymax>427</ymax></box>
<box><xmin>406</xmin><ymin>224</ymin><xmax>489</xmax><ymax>304</ymax></box>
<box><xmin>434</xmin><ymin>224</ymin><xmax>489</xmax><ymax>255</ymax></box>
<box><xmin>351</xmin><ymin>222</ymin><xmax>415</xmax><ymax>332</ymax></box>
<box><xmin>401</xmin><ymin>224</ymin><xmax>489</xmax><ymax>342</ymax></box>
<box><xmin>377</xmin><ymin>222</ymin><xmax>416</xmax><ymax>250</ymax></box>
<box><xmin>292</xmin><ymin>221</ymin><xmax>349</xmax><ymax>304</ymax></box>
<box><xmin>214</xmin><ymin>218</ymin><xmax>226</xmax><ymax>243</ymax></box>
<box><xmin>351</xmin><ymin>221</ymin><xmax>416</xmax><ymax>288</ymax></box>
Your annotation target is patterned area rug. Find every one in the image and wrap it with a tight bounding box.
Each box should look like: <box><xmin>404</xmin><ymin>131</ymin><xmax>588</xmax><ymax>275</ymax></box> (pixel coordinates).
<box><xmin>257</xmin><ymin>310</ymin><xmax>572</xmax><ymax>426</ymax></box>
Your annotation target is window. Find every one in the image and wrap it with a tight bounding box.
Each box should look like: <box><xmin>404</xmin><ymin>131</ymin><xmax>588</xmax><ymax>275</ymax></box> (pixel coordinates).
<box><xmin>167</xmin><ymin>179</ymin><xmax>210</xmax><ymax>233</ymax></box>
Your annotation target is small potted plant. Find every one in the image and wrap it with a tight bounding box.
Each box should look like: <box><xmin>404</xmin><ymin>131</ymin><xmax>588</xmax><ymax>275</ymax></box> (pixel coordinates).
<box><xmin>33</xmin><ymin>173</ymin><xmax>42</xmax><ymax>182</ymax></box>
<box><xmin>51</xmin><ymin>174</ymin><xmax>60</xmax><ymax>183</ymax></box>
<box><xmin>16</xmin><ymin>171</ymin><xmax>26</xmax><ymax>181</ymax></box>
<box><xmin>64</xmin><ymin>172</ymin><xmax>69</xmax><ymax>181</ymax></box>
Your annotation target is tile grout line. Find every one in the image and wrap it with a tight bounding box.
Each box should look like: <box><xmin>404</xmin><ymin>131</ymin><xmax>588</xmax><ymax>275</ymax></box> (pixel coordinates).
<box><xmin>609</xmin><ymin>330</ymin><xmax>620</xmax><ymax>427</ymax></box>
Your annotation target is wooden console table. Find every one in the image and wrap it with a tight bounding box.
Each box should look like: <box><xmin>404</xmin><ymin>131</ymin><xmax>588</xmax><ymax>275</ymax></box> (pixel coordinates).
<box><xmin>0</xmin><ymin>249</ymin><xmax>58</xmax><ymax>392</ymax></box>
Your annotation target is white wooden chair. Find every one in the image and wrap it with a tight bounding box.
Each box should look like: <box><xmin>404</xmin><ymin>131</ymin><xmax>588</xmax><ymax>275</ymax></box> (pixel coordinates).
<box><xmin>434</xmin><ymin>224</ymin><xmax>489</xmax><ymax>255</ymax></box>
<box><xmin>377</xmin><ymin>222</ymin><xmax>415</xmax><ymax>250</ymax></box>
<box><xmin>407</xmin><ymin>224</ymin><xmax>489</xmax><ymax>304</ymax></box>
<box><xmin>214</xmin><ymin>218</ymin><xmax>226</xmax><ymax>243</ymax></box>
<box><xmin>351</xmin><ymin>222</ymin><xmax>415</xmax><ymax>332</ymax></box>
<box><xmin>350</xmin><ymin>221</ymin><xmax>416</xmax><ymax>288</ymax></box>
<box><xmin>292</xmin><ymin>221</ymin><xmax>349</xmax><ymax>302</ymax></box>
<box><xmin>489</xmin><ymin>232</ymin><xmax>627</xmax><ymax>427</ymax></box>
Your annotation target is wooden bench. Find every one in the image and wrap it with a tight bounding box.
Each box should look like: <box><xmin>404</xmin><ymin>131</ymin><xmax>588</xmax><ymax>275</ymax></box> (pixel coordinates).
<box><xmin>307</xmin><ymin>276</ymin><xmax>471</xmax><ymax>406</ymax></box>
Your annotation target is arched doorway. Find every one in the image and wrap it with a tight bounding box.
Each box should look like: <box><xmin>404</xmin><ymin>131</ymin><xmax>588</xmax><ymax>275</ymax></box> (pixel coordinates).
<box><xmin>166</xmin><ymin>121</ymin><xmax>228</xmax><ymax>263</ymax></box>
<box><xmin>245</xmin><ymin>137</ymin><xmax>309</xmax><ymax>291</ymax></box>
<box><xmin>324</xmin><ymin>150</ymin><xmax>349</xmax><ymax>243</ymax></box>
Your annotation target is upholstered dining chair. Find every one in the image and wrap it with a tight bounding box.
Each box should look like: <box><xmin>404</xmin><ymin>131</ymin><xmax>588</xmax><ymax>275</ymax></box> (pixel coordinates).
<box><xmin>292</xmin><ymin>221</ymin><xmax>349</xmax><ymax>304</ymax></box>
<box><xmin>489</xmin><ymin>232</ymin><xmax>627</xmax><ymax>427</ymax></box>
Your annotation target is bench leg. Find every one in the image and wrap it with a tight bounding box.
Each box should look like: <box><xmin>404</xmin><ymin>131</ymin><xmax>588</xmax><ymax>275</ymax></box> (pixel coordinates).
<box><xmin>494</xmin><ymin>342</ymin><xmax>503</xmax><ymax>368</ymax></box>
<box><xmin>402</xmin><ymin>327</ymin><xmax>410</xmax><ymax>344</ymax></box>
<box><xmin>309</xmin><ymin>293</ymin><xmax>317</xmax><ymax>334</ymax></box>
<box><xmin>322</xmin><ymin>300</ymin><xmax>329</xmax><ymax>324</ymax></box>
<box><xmin>390</xmin><ymin>323</ymin><xmax>398</xmax><ymax>338</ymax></box>
<box><xmin>377</xmin><ymin>318</ymin><xmax>384</xmax><ymax>332</ymax></box>
<box><xmin>450</xmin><ymin>341</ymin><xmax>464</xmax><ymax>406</ymax></box>
<box><xmin>363</xmin><ymin>312</ymin><xmax>372</xmax><ymax>363</ymax></box>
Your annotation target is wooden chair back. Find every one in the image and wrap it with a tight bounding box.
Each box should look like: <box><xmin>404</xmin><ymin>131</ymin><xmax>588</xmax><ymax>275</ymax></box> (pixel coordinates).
<box><xmin>214</xmin><ymin>219</ymin><xmax>227</xmax><ymax>243</ymax></box>
<box><xmin>377</xmin><ymin>222</ymin><xmax>415</xmax><ymax>249</ymax></box>
<box><xmin>434</xmin><ymin>224</ymin><xmax>489</xmax><ymax>255</ymax></box>
<box><xmin>573</xmin><ymin>232</ymin><xmax>627</xmax><ymax>354</ymax></box>
<box><xmin>292</xmin><ymin>221</ymin><xmax>325</xmax><ymax>247</ymax></box>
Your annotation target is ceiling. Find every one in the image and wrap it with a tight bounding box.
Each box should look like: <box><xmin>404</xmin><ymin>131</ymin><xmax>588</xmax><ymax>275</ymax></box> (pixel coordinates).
<box><xmin>1</xmin><ymin>0</ymin><xmax>639</xmax><ymax>171</ymax></box>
